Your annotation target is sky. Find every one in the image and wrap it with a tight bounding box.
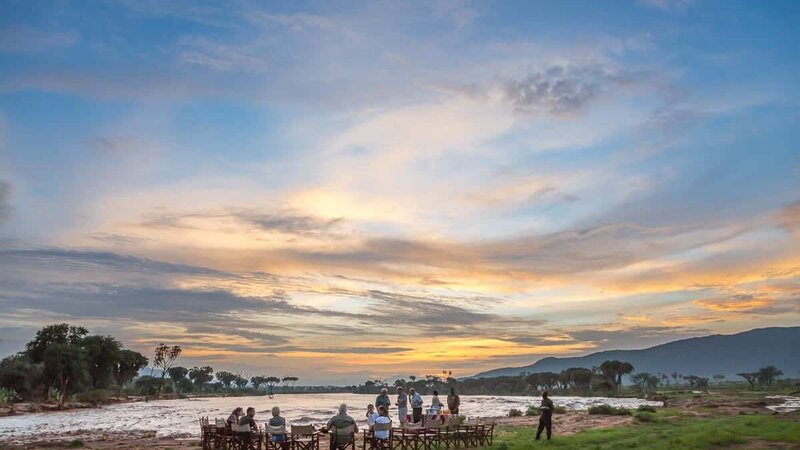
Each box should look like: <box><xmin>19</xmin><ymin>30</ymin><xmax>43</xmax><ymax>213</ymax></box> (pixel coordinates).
<box><xmin>0</xmin><ymin>0</ymin><xmax>799</xmax><ymax>385</ymax></box>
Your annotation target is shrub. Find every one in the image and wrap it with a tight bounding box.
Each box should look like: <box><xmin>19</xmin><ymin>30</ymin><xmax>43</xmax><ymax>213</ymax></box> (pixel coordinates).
<box><xmin>525</xmin><ymin>406</ymin><xmax>541</xmax><ymax>416</ymax></box>
<box><xmin>634</xmin><ymin>412</ymin><xmax>655</xmax><ymax>423</ymax></box>
<box><xmin>76</xmin><ymin>389</ymin><xmax>111</xmax><ymax>406</ymax></box>
<box><xmin>587</xmin><ymin>404</ymin><xmax>632</xmax><ymax>416</ymax></box>
<box><xmin>0</xmin><ymin>387</ymin><xmax>19</xmax><ymax>406</ymax></box>
<box><xmin>553</xmin><ymin>406</ymin><xmax>567</xmax><ymax>414</ymax></box>
<box><xmin>637</xmin><ymin>405</ymin><xmax>657</xmax><ymax>413</ymax></box>
<box><xmin>508</xmin><ymin>408</ymin><xmax>523</xmax><ymax>417</ymax></box>
<box><xmin>66</xmin><ymin>439</ymin><xmax>85</xmax><ymax>447</ymax></box>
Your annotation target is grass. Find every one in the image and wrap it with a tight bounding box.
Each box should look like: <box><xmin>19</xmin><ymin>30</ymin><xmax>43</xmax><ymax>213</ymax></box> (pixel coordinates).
<box><xmin>587</xmin><ymin>405</ymin><xmax>632</xmax><ymax>416</ymax></box>
<box><xmin>65</xmin><ymin>439</ymin><xmax>84</xmax><ymax>448</ymax></box>
<box><xmin>489</xmin><ymin>411</ymin><xmax>800</xmax><ymax>449</ymax></box>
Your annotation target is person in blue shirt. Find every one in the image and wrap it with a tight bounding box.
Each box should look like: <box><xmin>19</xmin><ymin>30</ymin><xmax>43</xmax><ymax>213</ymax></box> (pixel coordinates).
<box><xmin>408</xmin><ymin>388</ymin><xmax>424</xmax><ymax>423</ymax></box>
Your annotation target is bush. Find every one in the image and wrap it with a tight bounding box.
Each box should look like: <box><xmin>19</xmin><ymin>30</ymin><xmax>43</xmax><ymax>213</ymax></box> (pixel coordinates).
<box><xmin>587</xmin><ymin>404</ymin><xmax>632</xmax><ymax>416</ymax></box>
<box><xmin>0</xmin><ymin>387</ymin><xmax>19</xmax><ymax>406</ymax></box>
<box><xmin>66</xmin><ymin>439</ymin><xmax>85</xmax><ymax>448</ymax></box>
<box><xmin>76</xmin><ymin>389</ymin><xmax>111</xmax><ymax>406</ymax></box>
<box><xmin>508</xmin><ymin>408</ymin><xmax>523</xmax><ymax>417</ymax></box>
<box><xmin>525</xmin><ymin>406</ymin><xmax>541</xmax><ymax>416</ymax></box>
<box><xmin>553</xmin><ymin>406</ymin><xmax>567</xmax><ymax>414</ymax></box>
<box><xmin>634</xmin><ymin>412</ymin><xmax>655</xmax><ymax>423</ymax></box>
<box><xmin>637</xmin><ymin>405</ymin><xmax>657</xmax><ymax>413</ymax></box>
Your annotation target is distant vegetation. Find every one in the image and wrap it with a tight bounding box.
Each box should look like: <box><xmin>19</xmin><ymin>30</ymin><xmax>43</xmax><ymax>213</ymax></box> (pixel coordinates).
<box><xmin>0</xmin><ymin>323</ymin><xmax>301</xmax><ymax>406</ymax></box>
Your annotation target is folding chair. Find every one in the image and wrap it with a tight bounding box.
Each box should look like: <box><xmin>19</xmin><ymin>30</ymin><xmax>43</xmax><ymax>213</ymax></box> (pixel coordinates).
<box><xmin>368</xmin><ymin>421</ymin><xmax>393</xmax><ymax>450</ymax></box>
<box><xmin>231</xmin><ymin>422</ymin><xmax>262</xmax><ymax>450</ymax></box>
<box><xmin>266</xmin><ymin>423</ymin><xmax>290</xmax><ymax>450</ymax></box>
<box><xmin>291</xmin><ymin>424</ymin><xmax>320</xmax><ymax>450</ymax></box>
<box><xmin>330</xmin><ymin>424</ymin><xmax>356</xmax><ymax>450</ymax></box>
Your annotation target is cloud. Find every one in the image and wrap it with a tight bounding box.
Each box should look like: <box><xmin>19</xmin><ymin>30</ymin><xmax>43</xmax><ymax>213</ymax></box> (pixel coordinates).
<box><xmin>177</xmin><ymin>36</ymin><xmax>270</xmax><ymax>73</ymax></box>
<box><xmin>452</xmin><ymin>65</ymin><xmax>639</xmax><ymax>116</ymax></box>
<box><xmin>433</xmin><ymin>0</ymin><xmax>478</xmax><ymax>28</ymax></box>
<box><xmin>694</xmin><ymin>294</ymin><xmax>799</xmax><ymax>315</ymax></box>
<box><xmin>0</xmin><ymin>25</ymin><xmax>78</xmax><ymax>53</ymax></box>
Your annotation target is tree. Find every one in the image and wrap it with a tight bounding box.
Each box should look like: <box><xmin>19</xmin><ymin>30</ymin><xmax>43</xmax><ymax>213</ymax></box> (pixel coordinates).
<box><xmin>113</xmin><ymin>350</ymin><xmax>148</xmax><ymax>397</ymax></box>
<box><xmin>757</xmin><ymin>366</ymin><xmax>783</xmax><ymax>386</ymax></box>
<box><xmin>409</xmin><ymin>375</ymin><xmax>417</xmax><ymax>382</ymax></box>
<box><xmin>234</xmin><ymin>376</ymin><xmax>249</xmax><ymax>390</ymax></box>
<box><xmin>712</xmin><ymin>374</ymin><xmax>725</xmax><ymax>383</ymax></box>
<box><xmin>0</xmin><ymin>355</ymin><xmax>45</xmax><ymax>400</ymax></box>
<box><xmin>25</xmin><ymin>324</ymin><xmax>88</xmax><ymax>363</ymax></box>
<box><xmin>599</xmin><ymin>360</ymin><xmax>635</xmax><ymax>392</ymax></box>
<box><xmin>251</xmin><ymin>376</ymin><xmax>267</xmax><ymax>391</ymax></box>
<box><xmin>151</xmin><ymin>344</ymin><xmax>181</xmax><ymax>378</ymax></box>
<box><xmin>738</xmin><ymin>372</ymin><xmax>759</xmax><ymax>389</ymax></box>
<box><xmin>282</xmin><ymin>376</ymin><xmax>299</xmax><ymax>391</ymax></box>
<box><xmin>81</xmin><ymin>335</ymin><xmax>122</xmax><ymax>389</ymax></box>
<box><xmin>683</xmin><ymin>375</ymin><xmax>708</xmax><ymax>389</ymax></box>
<box><xmin>43</xmin><ymin>343</ymin><xmax>87</xmax><ymax>407</ymax></box>
<box><xmin>564</xmin><ymin>367</ymin><xmax>593</xmax><ymax>392</ymax></box>
<box><xmin>630</xmin><ymin>372</ymin><xmax>660</xmax><ymax>391</ymax></box>
<box><xmin>188</xmin><ymin>366</ymin><xmax>214</xmax><ymax>387</ymax></box>
<box><xmin>264</xmin><ymin>376</ymin><xmax>281</xmax><ymax>398</ymax></box>
<box><xmin>216</xmin><ymin>371</ymin><xmax>237</xmax><ymax>389</ymax></box>
<box><xmin>168</xmin><ymin>366</ymin><xmax>189</xmax><ymax>382</ymax></box>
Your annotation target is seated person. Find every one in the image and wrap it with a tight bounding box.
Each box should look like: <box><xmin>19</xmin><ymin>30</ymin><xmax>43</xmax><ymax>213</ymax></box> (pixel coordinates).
<box><xmin>228</xmin><ymin>407</ymin><xmax>244</xmax><ymax>427</ymax></box>
<box><xmin>239</xmin><ymin>407</ymin><xmax>258</xmax><ymax>431</ymax></box>
<box><xmin>373</xmin><ymin>407</ymin><xmax>391</xmax><ymax>440</ymax></box>
<box><xmin>325</xmin><ymin>404</ymin><xmax>358</xmax><ymax>450</ymax></box>
<box><xmin>269</xmin><ymin>406</ymin><xmax>287</xmax><ymax>443</ymax></box>
<box><xmin>366</xmin><ymin>404</ymin><xmax>378</xmax><ymax>427</ymax></box>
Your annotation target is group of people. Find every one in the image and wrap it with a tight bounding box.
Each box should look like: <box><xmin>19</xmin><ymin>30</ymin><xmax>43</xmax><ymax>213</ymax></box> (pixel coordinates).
<box><xmin>373</xmin><ymin>386</ymin><xmax>461</xmax><ymax>425</ymax></box>
<box><xmin>221</xmin><ymin>389</ymin><xmax>553</xmax><ymax>445</ymax></box>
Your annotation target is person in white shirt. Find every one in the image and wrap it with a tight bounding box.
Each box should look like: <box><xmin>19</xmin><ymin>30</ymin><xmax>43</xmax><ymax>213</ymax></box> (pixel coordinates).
<box><xmin>366</xmin><ymin>404</ymin><xmax>378</xmax><ymax>426</ymax></box>
<box><xmin>430</xmin><ymin>390</ymin><xmax>442</xmax><ymax>414</ymax></box>
<box><xmin>374</xmin><ymin>407</ymin><xmax>391</xmax><ymax>440</ymax></box>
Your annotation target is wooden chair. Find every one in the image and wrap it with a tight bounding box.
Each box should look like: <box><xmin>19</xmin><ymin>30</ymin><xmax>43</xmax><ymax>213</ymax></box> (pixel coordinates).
<box><xmin>329</xmin><ymin>424</ymin><xmax>356</xmax><ymax>450</ymax></box>
<box><xmin>231</xmin><ymin>422</ymin><xmax>263</xmax><ymax>450</ymax></box>
<box><xmin>200</xmin><ymin>417</ymin><xmax>216</xmax><ymax>450</ymax></box>
<box><xmin>476</xmin><ymin>423</ymin><xmax>494</xmax><ymax>447</ymax></box>
<box><xmin>291</xmin><ymin>424</ymin><xmax>319</xmax><ymax>450</ymax></box>
<box><xmin>266</xmin><ymin>424</ymin><xmax>290</xmax><ymax>450</ymax></box>
<box><xmin>364</xmin><ymin>421</ymin><xmax>392</xmax><ymax>450</ymax></box>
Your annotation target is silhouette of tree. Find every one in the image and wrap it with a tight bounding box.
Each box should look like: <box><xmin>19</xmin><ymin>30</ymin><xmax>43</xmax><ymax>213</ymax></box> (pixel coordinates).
<box><xmin>757</xmin><ymin>366</ymin><xmax>783</xmax><ymax>386</ymax></box>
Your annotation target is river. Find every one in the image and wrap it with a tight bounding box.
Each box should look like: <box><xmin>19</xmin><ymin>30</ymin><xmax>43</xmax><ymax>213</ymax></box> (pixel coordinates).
<box><xmin>0</xmin><ymin>393</ymin><xmax>662</xmax><ymax>444</ymax></box>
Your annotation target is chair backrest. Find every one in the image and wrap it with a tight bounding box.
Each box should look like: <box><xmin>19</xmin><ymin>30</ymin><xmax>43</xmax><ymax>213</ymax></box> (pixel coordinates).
<box><xmin>332</xmin><ymin>424</ymin><xmax>355</xmax><ymax>443</ymax></box>
<box><xmin>231</xmin><ymin>422</ymin><xmax>252</xmax><ymax>433</ymax></box>
<box><xmin>292</xmin><ymin>424</ymin><xmax>315</xmax><ymax>436</ymax></box>
<box><xmin>405</xmin><ymin>422</ymin><xmax>421</xmax><ymax>429</ymax></box>
<box><xmin>215</xmin><ymin>418</ymin><xmax>226</xmax><ymax>427</ymax></box>
<box><xmin>267</xmin><ymin>424</ymin><xmax>288</xmax><ymax>435</ymax></box>
<box><xmin>374</xmin><ymin>421</ymin><xmax>392</xmax><ymax>432</ymax></box>
<box><xmin>201</xmin><ymin>417</ymin><xmax>210</xmax><ymax>427</ymax></box>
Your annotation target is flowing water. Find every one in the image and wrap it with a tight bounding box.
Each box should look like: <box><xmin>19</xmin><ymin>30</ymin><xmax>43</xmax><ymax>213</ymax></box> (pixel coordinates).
<box><xmin>766</xmin><ymin>395</ymin><xmax>800</xmax><ymax>413</ymax></box>
<box><xmin>0</xmin><ymin>393</ymin><xmax>662</xmax><ymax>444</ymax></box>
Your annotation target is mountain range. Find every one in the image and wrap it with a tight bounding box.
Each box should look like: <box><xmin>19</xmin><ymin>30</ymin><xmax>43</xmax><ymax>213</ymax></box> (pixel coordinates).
<box><xmin>472</xmin><ymin>327</ymin><xmax>800</xmax><ymax>380</ymax></box>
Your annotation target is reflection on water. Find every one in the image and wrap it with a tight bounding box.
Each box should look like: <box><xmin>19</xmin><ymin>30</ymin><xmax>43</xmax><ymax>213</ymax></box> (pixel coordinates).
<box><xmin>0</xmin><ymin>393</ymin><xmax>662</xmax><ymax>443</ymax></box>
<box><xmin>766</xmin><ymin>395</ymin><xmax>800</xmax><ymax>413</ymax></box>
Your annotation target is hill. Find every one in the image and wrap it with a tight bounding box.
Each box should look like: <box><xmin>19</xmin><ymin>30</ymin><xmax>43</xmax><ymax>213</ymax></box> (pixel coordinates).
<box><xmin>472</xmin><ymin>327</ymin><xmax>800</xmax><ymax>380</ymax></box>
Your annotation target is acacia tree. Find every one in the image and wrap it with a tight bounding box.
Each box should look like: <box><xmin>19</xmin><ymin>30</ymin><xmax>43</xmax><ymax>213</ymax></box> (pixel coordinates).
<box><xmin>264</xmin><ymin>376</ymin><xmax>281</xmax><ymax>398</ymax></box>
<box><xmin>234</xmin><ymin>376</ymin><xmax>249</xmax><ymax>390</ymax></box>
<box><xmin>251</xmin><ymin>376</ymin><xmax>267</xmax><ymax>391</ymax></box>
<box><xmin>25</xmin><ymin>324</ymin><xmax>88</xmax><ymax>363</ymax></box>
<box><xmin>216</xmin><ymin>371</ymin><xmax>237</xmax><ymax>389</ymax></box>
<box><xmin>757</xmin><ymin>366</ymin><xmax>783</xmax><ymax>386</ymax></box>
<box><xmin>737</xmin><ymin>372</ymin><xmax>759</xmax><ymax>389</ymax></box>
<box><xmin>282</xmin><ymin>376</ymin><xmax>299</xmax><ymax>391</ymax></box>
<box><xmin>188</xmin><ymin>366</ymin><xmax>214</xmax><ymax>388</ymax></box>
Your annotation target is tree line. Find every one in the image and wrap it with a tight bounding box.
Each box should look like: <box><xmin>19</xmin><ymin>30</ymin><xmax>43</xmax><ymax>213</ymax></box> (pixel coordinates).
<box><xmin>0</xmin><ymin>324</ymin><xmax>300</xmax><ymax>407</ymax></box>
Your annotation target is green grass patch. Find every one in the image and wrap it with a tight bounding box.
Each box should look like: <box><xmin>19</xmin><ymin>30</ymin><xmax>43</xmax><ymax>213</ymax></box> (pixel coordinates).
<box><xmin>587</xmin><ymin>404</ymin><xmax>632</xmax><ymax>416</ymax></box>
<box><xmin>65</xmin><ymin>439</ymin><xmax>85</xmax><ymax>448</ymax></box>
<box><xmin>489</xmin><ymin>413</ymin><xmax>800</xmax><ymax>449</ymax></box>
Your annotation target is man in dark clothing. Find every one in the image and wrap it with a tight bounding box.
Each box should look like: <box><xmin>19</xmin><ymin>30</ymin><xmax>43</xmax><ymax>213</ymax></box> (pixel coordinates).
<box><xmin>535</xmin><ymin>392</ymin><xmax>554</xmax><ymax>440</ymax></box>
<box><xmin>239</xmin><ymin>407</ymin><xmax>258</xmax><ymax>431</ymax></box>
<box><xmin>447</xmin><ymin>387</ymin><xmax>461</xmax><ymax>415</ymax></box>
<box><xmin>375</xmin><ymin>388</ymin><xmax>391</xmax><ymax>411</ymax></box>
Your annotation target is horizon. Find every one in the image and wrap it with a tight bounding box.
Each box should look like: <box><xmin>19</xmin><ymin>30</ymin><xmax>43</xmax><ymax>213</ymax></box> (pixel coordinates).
<box><xmin>1</xmin><ymin>0</ymin><xmax>799</xmax><ymax>385</ymax></box>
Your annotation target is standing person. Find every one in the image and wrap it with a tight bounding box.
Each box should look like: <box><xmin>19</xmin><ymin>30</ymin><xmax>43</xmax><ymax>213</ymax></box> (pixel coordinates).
<box><xmin>409</xmin><ymin>388</ymin><xmax>424</xmax><ymax>423</ymax></box>
<box><xmin>366</xmin><ymin>404</ymin><xmax>378</xmax><ymax>426</ymax></box>
<box><xmin>430</xmin><ymin>390</ymin><xmax>442</xmax><ymax>413</ymax></box>
<box><xmin>535</xmin><ymin>392</ymin><xmax>554</xmax><ymax>441</ymax></box>
<box><xmin>375</xmin><ymin>388</ymin><xmax>391</xmax><ymax>411</ymax></box>
<box><xmin>447</xmin><ymin>387</ymin><xmax>461</xmax><ymax>416</ymax></box>
<box><xmin>396</xmin><ymin>386</ymin><xmax>408</xmax><ymax>426</ymax></box>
